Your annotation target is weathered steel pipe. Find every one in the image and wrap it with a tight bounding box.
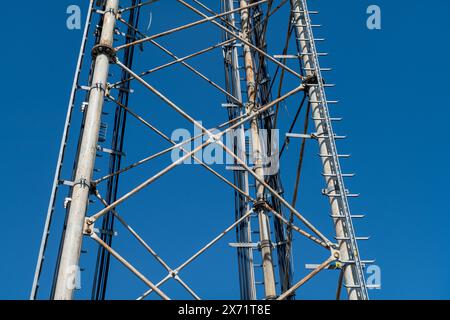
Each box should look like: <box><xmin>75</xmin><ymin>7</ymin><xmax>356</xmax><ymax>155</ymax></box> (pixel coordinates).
<box><xmin>53</xmin><ymin>0</ymin><xmax>119</xmax><ymax>300</ymax></box>
<box><xmin>239</xmin><ymin>0</ymin><xmax>277</xmax><ymax>300</ymax></box>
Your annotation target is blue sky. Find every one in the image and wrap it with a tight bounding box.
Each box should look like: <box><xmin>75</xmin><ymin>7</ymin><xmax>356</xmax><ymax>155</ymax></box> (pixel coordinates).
<box><xmin>0</xmin><ymin>0</ymin><xmax>449</xmax><ymax>300</ymax></box>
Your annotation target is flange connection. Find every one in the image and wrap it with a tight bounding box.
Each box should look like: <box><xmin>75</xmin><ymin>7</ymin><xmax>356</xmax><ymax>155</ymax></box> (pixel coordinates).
<box><xmin>253</xmin><ymin>198</ymin><xmax>268</xmax><ymax>212</ymax></box>
<box><xmin>92</xmin><ymin>44</ymin><xmax>117</xmax><ymax>63</ymax></box>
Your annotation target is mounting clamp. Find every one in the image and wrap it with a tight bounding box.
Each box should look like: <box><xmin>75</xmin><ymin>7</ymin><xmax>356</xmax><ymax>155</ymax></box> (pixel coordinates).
<box><xmin>90</xmin><ymin>82</ymin><xmax>106</xmax><ymax>93</ymax></box>
<box><xmin>259</xmin><ymin>239</ymin><xmax>273</xmax><ymax>250</ymax></box>
<box><xmin>73</xmin><ymin>178</ymin><xmax>91</xmax><ymax>190</ymax></box>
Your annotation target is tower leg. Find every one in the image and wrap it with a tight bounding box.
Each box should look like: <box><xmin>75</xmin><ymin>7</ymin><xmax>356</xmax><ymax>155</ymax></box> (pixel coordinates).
<box><xmin>239</xmin><ymin>0</ymin><xmax>277</xmax><ymax>299</ymax></box>
<box><xmin>53</xmin><ymin>0</ymin><xmax>119</xmax><ymax>300</ymax></box>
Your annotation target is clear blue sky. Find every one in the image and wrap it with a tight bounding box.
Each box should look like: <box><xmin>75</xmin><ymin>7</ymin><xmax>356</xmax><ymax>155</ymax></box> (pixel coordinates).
<box><xmin>1</xmin><ymin>0</ymin><xmax>449</xmax><ymax>300</ymax></box>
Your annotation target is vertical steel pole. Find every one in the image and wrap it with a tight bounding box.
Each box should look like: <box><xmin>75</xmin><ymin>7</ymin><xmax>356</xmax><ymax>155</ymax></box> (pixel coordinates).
<box><xmin>239</xmin><ymin>0</ymin><xmax>277</xmax><ymax>299</ymax></box>
<box><xmin>223</xmin><ymin>0</ymin><xmax>257</xmax><ymax>300</ymax></box>
<box><xmin>53</xmin><ymin>0</ymin><xmax>119</xmax><ymax>300</ymax></box>
<box><xmin>290</xmin><ymin>0</ymin><xmax>368</xmax><ymax>300</ymax></box>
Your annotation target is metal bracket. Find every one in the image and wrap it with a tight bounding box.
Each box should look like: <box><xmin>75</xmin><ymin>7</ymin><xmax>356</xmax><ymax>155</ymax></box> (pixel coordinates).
<box><xmin>229</xmin><ymin>242</ymin><xmax>259</xmax><ymax>249</ymax></box>
<box><xmin>229</xmin><ymin>240</ymin><xmax>279</xmax><ymax>250</ymax></box>
<box><xmin>63</xmin><ymin>197</ymin><xmax>72</xmax><ymax>209</ymax></box>
<box><xmin>81</xmin><ymin>101</ymin><xmax>89</xmax><ymax>113</ymax></box>
<box><xmin>93</xmin><ymin>228</ymin><xmax>118</xmax><ymax>237</ymax></box>
<box><xmin>225</xmin><ymin>165</ymin><xmax>248</xmax><ymax>171</ymax></box>
<box><xmin>306</xmin><ymin>259</ymin><xmax>342</xmax><ymax>270</ymax></box>
<box><xmin>221</xmin><ymin>103</ymin><xmax>240</xmax><ymax>109</ymax></box>
<box><xmin>286</xmin><ymin>132</ymin><xmax>315</xmax><ymax>139</ymax></box>
<box><xmin>59</xmin><ymin>180</ymin><xmax>75</xmax><ymax>187</ymax></box>
<box><xmin>83</xmin><ymin>218</ymin><xmax>95</xmax><ymax>236</ymax></box>
<box><xmin>97</xmin><ymin>145</ymin><xmax>126</xmax><ymax>157</ymax></box>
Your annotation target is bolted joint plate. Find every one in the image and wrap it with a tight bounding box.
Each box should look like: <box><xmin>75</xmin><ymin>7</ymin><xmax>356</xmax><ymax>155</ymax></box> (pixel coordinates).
<box><xmin>83</xmin><ymin>218</ymin><xmax>95</xmax><ymax>236</ymax></box>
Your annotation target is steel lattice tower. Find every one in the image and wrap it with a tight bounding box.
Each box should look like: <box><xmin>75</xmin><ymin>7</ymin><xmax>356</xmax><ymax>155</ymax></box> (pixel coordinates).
<box><xmin>32</xmin><ymin>0</ymin><xmax>372</xmax><ymax>300</ymax></box>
